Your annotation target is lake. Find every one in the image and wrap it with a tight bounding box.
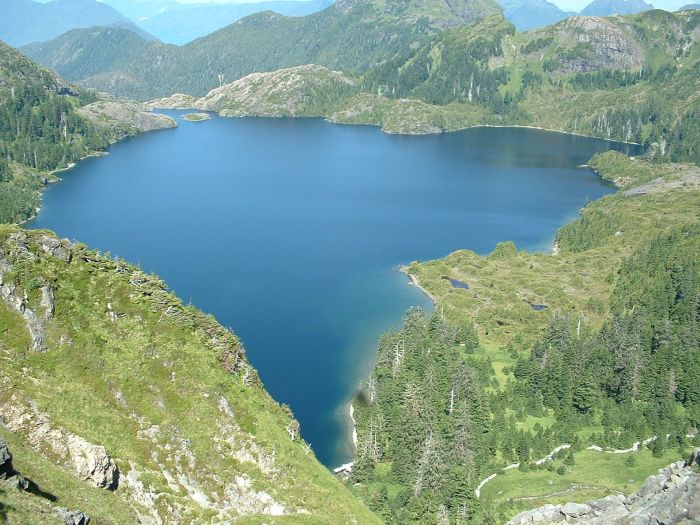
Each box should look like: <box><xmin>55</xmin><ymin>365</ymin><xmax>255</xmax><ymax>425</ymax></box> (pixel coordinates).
<box><xmin>29</xmin><ymin>113</ymin><xmax>639</xmax><ymax>467</ymax></box>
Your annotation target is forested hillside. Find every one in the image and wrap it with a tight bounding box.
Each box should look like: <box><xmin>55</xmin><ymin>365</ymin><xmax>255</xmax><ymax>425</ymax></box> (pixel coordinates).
<box><xmin>0</xmin><ymin>41</ymin><xmax>176</xmax><ymax>225</ymax></box>
<box><xmin>0</xmin><ymin>42</ymin><xmax>110</xmax><ymax>224</ymax></box>
<box><xmin>350</xmin><ymin>153</ymin><xmax>700</xmax><ymax>523</ymax></box>
<box><xmin>23</xmin><ymin>0</ymin><xmax>501</xmax><ymax>100</ymax></box>
<box><xmin>140</xmin><ymin>9</ymin><xmax>700</xmax><ymax>166</ymax></box>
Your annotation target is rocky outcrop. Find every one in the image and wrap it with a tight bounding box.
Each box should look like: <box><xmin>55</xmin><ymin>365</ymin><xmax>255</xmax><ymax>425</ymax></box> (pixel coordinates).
<box><xmin>544</xmin><ymin>16</ymin><xmax>645</xmax><ymax>73</ymax></box>
<box><xmin>55</xmin><ymin>508</ymin><xmax>91</xmax><ymax>525</ymax></box>
<box><xmin>506</xmin><ymin>456</ymin><xmax>700</xmax><ymax>524</ymax></box>
<box><xmin>78</xmin><ymin>99</ymin><xmax>177</xmax><ymax>140</ymax></box>
<box><xmin>0</xmin><ymin>437</ymin><xmax>14</xmax><ymax>479</ymax></box>
<box><xmin>623</xmin><ymin>169</ymin><xmax>700</xmax><ymax>196</ymax></box>
<box><xmin>0</xmin><ymin>231</ymin><xmax>57</xmax><ymax>352</ymax></box>
<box><xmin>144</xmin><ymin>93</ymin><xmax>197</xmax><ymax>110</ymax></box>
<box><xmin>193</xmin><ymin>65</ymin><xmax>357</xmax><ymax>117</ymax></box>
<box><xmin>0</xmin><ymin>438</ymin><xmax>92</xmax><ymax>524</ymax></box>
<box><xmin>0</xmin><ymin>399</ymin><xmax>119</xmax><ymax>490</ymax></box>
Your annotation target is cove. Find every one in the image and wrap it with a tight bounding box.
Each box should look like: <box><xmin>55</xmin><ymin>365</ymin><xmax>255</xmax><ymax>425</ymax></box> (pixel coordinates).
<box><xmin>28</xmin><ymin>113</ymin><xmax>639</xmax><ymax>467</ymax></box>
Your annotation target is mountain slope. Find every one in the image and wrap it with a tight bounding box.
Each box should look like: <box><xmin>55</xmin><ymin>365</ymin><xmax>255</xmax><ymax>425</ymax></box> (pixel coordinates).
<box><xmin>134</xmin><ymin>0</ymin><xmax>334</xmax><ymax>45</ymax></box>
<box><xmin>0</xmin><ymin>40</ymin><xmax>176</xmax><ymax>224</ymax></box>
<box><xmin>23</xmin><ymin>0</ymin><xmax>503</xmax><ymax>100</ymax></box>
<box><xmin>0</xmin><ymin>0</ymin><xmax>153</xmax><ymax>47</ymax></box>
<box><xmin>0</xmin><ymin>226</ymin><xmax>380</xmax><ymax>524</ymax></box>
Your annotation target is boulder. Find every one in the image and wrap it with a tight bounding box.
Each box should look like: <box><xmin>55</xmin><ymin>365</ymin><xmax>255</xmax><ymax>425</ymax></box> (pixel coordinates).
<box><xmin>561</xmin><ymin>501</ymin><xmax>591</xmax><ymax>518</ymax></box>
<box><xmin>55</xmin><ymin>508</ymin><xmax>91</xmax><ymax>525</ymax></box>
<box><xmin>505</xmin><ymin>460</ymin><xmax>699</xmax><ymax>524</ymax></box>
<box><xmin>35</xmin><ymin>234</ymin><xmax>72</xmax><ymax>262</ymax></box>
<box><xmin>66</xmin><ymin>434</ymin><xmax>119</xmax><ymax>490</ymax></box>
<box><xmin>690</xmin><ymin>447</ymin><xmax>700</xmax><ymax>466</ymax></box>
<box><xmin>0</xmin><ymin>437</ymin><xmax>14</xmax><ymax>479</ymax></box>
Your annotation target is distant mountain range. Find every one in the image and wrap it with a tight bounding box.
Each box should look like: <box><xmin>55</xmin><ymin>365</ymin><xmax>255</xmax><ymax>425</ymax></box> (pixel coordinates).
<box><xmin>580</xmin><ymin>0</ymin><xmax>653</xmax><ymax>16</ymax></box>
<box><xmin>101</xmin><ymin>0</ymin><xmax>335</xmax><ymax>45</ymax></box>
<box><xmin>22</xmin><ymin>0</ymin><xmax>502</xmax><ymax>99</ymax></box>
<box><xmin>1</xmin><ymin>0</ymin><xmax>670</xmax><ymax>50</ymax></box>
<box><xmin>0</xmin><ymin>0</ymin><xmax>154</xmax><ymax>47</ymax></box>
<box><xmin>497</xmin><ymin>0</ymin><xmax>572</xmax><ymax>31</ymax></box>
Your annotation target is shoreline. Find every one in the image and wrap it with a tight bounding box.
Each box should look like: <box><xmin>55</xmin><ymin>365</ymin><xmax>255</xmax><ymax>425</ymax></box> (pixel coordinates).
<box><xmin>349</xmin><ymin>402</ymin><xmax>357</xmax><ymax>449</ymax></box>
<box><xmin>16</xmin><ymin>151</ymin><xmax>110</xmax><ymax>227</ymax></box>
<box><xmin>398</xmin><ymin>265</ymin><xmax>437</xmax><ymax>304</ymax></box>
<box><xmin>472</xmin><ymin>124</ymin><xmax>642</xmax><ymax>146</ymax></box>
<box><xmin>152</xmin><ymin>104</ymin><xmax>641</xmax><ymax>146</ymax></box>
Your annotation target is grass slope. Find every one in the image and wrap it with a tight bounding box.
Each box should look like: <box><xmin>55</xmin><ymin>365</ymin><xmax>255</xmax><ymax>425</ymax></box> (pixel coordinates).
<box><xmin>0</xmin><ymin>226</ymin><xmax>379</xmax><ymax>524</ymax></box>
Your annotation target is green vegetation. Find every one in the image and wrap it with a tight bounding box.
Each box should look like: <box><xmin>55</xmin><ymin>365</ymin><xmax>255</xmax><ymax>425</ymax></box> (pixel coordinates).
<box><xmin>351</xmin><ymin>153</ymin><xmax>700</xmax><ymax>523</ymax></box>
<box><xmin>23</xmin><ymin>0</ymin><xmax>501</xmax><ymax>100</ymax></box>
<box><xmin>0</xmin><ymin>43</ymin><xmax>177</xmax><ymax>225</ymax></box>
<box><xmin>182</xmin><ymin>112</ymin><xmax>211</xmax><ymax>121</ymax></box>
<box><xmin>22</xmin><ymin>8</ymin><xmax>700</xmax><ymax>165</ymax></box>
<box><xmin>481</xmin><ymin>448</ymin><xmax>683</xmax><ymax>518</ymax></box>
<box><xmin>0</xmin><ymin>226</ymin><xmax>379</xmax><ymax>523</ymax></box>
<box><xmin>0</xmin><ymin>42</ymin><xmax>111</xmax><ymax>224</ymax></box>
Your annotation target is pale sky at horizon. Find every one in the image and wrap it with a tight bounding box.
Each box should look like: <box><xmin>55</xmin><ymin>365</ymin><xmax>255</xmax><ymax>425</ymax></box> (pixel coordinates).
<box><xmin>88</xmin><ymin>0</ymin><xmax>695</xmax><ymax>15</ymax></box>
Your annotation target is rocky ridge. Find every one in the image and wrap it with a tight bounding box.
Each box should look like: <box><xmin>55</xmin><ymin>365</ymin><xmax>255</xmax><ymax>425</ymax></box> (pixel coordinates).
<box><xmin>192</xmin><ymin>64</ymin><xmax>357</xmax><ymax>117</ymax></box>
<box><xmin>506</xmin><ymin>449</ymin><xmax>700</xmax><ymax>524</ymax></box>
<box><xmin>78</xmin><ymin>99</ymin><xmax>177</xmax><ymax>140</ymax></box>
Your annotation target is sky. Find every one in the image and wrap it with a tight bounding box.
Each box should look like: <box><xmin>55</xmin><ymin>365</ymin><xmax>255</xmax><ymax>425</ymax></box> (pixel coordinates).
<box><xmin>66</xmin><ymin>0</ymin><xmax>693</xmax><ymax>13</ymax></box>
<box><xmin>549</xmin><ymin>0</ymin><xmax>689</xmax><ymax>11</ymax></box>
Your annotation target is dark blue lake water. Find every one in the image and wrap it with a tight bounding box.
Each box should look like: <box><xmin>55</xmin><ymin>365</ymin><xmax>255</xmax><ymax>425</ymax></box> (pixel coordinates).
<box><xmin>29</xmin><ymin>113</ymin><xmax>639</xmax><ymax>467</ymax></box>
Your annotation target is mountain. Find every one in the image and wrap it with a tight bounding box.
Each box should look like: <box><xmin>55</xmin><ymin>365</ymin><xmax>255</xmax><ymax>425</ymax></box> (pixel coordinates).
<box><xmin>132</xmin><ymin>0</ymin><xmax>334</xmax><ymax>45</ymax></box>
<box><xmin>99</xmin><ymin>0</ymin><xmax>193</xmax><ymax>20</ymax></box>
<box><xmin>679</xmin><ymin>3</ymin><xmax>700</xmax><ymax>8</ymax></box>
<box><xmin>580</xmin><ymin>0</ymin><xmax>653</xmax><ymax>16</ymax></box>
<box><xmin>0</xmin><ymin>0</ymin><xmax>153</xmax><ymax>47</ymax></box>
<box><xmin>22</xmin><ymin>0</ymin><xmax>503</xmax><ymax>100</ymax></box>
<box><xmin>154</xmin><ymin>9</ymin><xmax>699</xmax><ymax>165</ymax></box>
<box><xmin>498</xmin><ymin>0</ymin><xmax>572</xmax><ymax>31</ymax></box>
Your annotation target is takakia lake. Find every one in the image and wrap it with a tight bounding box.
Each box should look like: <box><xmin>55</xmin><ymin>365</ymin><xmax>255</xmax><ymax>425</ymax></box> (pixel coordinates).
<box><xmin>28</xmin><ymin>113</ymin><xmax>640</xmax><ymax>467</ymax></box>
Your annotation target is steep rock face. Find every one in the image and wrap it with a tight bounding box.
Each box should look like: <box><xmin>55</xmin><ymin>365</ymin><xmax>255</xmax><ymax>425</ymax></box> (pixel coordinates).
<box><xmin>506</xmin><ymin>455</ymin><xmax>700</xmax><ymax>524</ymax></box>
<box><xmin>0</xmin><ymin>231</ymin><xmax>60</xmax><ymax>351</ymax></box>
<box><xmin>0</xmin><ymin>437</ymin><xmax>14</xmax><ymax>479</ymax></box>
<box><xmin>0</xmin><ymin>398</ymin><xmax>120</xmax><ymax>490</ymax></box>
<box><xmin>534</xmin><ymin>15</ymin><xmax>645</xmax><ymax>72</ymax></box>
